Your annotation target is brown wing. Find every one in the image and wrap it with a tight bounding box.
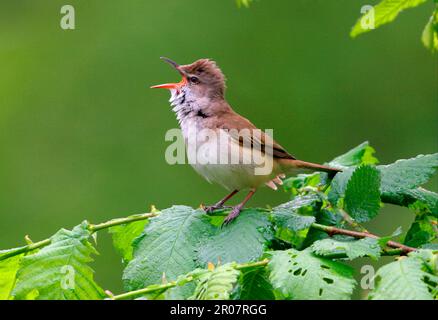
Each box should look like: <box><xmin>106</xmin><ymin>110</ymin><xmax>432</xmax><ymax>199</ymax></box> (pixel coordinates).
<box><xmin>215</xmin><ymin>110</ymin><xmax>296</xmax><ymax>160</ymax></box>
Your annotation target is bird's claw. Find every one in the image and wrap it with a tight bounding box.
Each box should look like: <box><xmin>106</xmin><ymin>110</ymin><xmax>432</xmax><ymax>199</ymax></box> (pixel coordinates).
<box><xmin>221</xmin><ymin>206</ymin><xmax>242</xmax><ymax>227</ymax></box>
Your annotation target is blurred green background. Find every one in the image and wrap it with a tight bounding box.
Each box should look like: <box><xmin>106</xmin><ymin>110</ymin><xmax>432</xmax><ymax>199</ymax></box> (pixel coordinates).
<box><xmin>0</xmin><ymin>0</ymin><xmax>437</xmax><ymax>296</ymax></box>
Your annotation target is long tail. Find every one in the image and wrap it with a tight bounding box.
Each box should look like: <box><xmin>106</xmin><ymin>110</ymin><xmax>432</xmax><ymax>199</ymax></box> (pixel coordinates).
<box><xmin>278</xmin><ymin>159</ymin><xmax>342</xmax><ymax>178</ymax></box>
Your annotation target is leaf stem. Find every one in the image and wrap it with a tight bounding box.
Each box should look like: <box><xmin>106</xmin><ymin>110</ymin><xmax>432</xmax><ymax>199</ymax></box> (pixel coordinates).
<box><xmin>0</xmin><ymin>212</ymin><xmax>158</xmax><ymax>262</ymax></box>
<box><xmin>109</xmin><ymin>249</ymin><xmax>405</xmax><ymax>300</ymax></box>
<box><xmin>109</xmin><ymin>280</ymin><xmax>183</xmax><ymax>300</ymax></box>
<box><xmin>88</xmin><ymin>213</ymin><xmax>158</xmax><ymax>232</ymax></box>
<box><xmin>0</xmin><ymin>239</ymin><xmax>51</xmax><ymax>261</ymax></box>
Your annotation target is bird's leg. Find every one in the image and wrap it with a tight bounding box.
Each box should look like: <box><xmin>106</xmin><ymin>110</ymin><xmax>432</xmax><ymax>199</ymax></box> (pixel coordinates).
<box><xmin>222</xmin><ymin>189</ymin><xmax>256</xmax><ymax>226</ymax></box>
<box><xmin>204</xmin><ymin>189</ymin><xmax>239</xmax><ymax>214</ymax></box>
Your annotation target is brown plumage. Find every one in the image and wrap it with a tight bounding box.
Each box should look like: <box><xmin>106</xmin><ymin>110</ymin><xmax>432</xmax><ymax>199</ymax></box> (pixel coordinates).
<box><xmin>152</xmin><ymin>57</ymin><xmax>341</xmax><ymax>225</ymax></box>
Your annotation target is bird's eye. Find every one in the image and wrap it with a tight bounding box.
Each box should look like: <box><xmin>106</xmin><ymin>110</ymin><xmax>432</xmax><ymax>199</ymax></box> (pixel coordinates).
<box><xmin>189</xmin><ymin>76</ymin><xmax>200</xmax><ymax>84</ymax></box>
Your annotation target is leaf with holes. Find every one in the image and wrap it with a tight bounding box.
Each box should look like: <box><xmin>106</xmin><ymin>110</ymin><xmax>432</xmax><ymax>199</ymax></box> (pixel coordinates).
<box><xmin>11</xmin><ymin>222</ymin><xmax>104</xmax><ymax>300</ymax></box>
<box><xmin>344</xmin><ymin>165</ymin><xmax>381</xmax><ymax>222</ymax></box>
<box><xmin>197</xmin><ymin>209</ymin><xmax>273</xmax><ymax>266</ymax></box>
<box><xmin>311</xmin><ymin>238</ymin><xmax>381</xmax><ymax>260</ymax></box>
<box><xmin>189</xmin><ymin>263</ymin><xmax>240</xmax><ymax>300</ymax></box>
<box><xmin>123</xmin><ymin>206</ymin><xmax>215</xmax><ymax>299</ymax></box>
<box><xmin>267</xmin><ymin>249</ymin><xmax>356</xmax><ymax>300</ymax></box>
<box><xmin>368</xmin><ymin>256</ymin><xmax>434</xmax><ymax>300</ymax></box>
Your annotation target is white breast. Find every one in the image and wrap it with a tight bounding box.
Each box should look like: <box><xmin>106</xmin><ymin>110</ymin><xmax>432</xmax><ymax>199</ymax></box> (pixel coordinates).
<box><xmin>169</xmin><ymin>89</ymin><xmax>277</xmax><ymax>191</ymax></box>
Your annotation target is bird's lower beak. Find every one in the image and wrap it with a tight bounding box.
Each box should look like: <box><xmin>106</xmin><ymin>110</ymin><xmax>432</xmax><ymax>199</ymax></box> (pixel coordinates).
<box><xmin>150</xmin><ymin>57</ymin><xmax>187</xmax><ymax>90</ymax></box>
<box><xmin>150</xmin><ymin>77</ymin><xmax>187</xmax><ymax>90</ymax></box>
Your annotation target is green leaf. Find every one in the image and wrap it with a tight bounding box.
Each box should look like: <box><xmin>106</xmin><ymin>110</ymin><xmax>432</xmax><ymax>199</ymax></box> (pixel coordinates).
<box><xmin>197</xmin><ymin>209</ymin><xmax>273</xmax><ymax>266</ymax></box>
<box><xmin>329</xmin><ymin>141</ymin><xmax>378</xmax><ymax>168</ymax></box>
<box><xmin>0</xmin><ymin>254</ymin><xmax>23</xmax><ymax>300</ymax></box>
<box><xmin>236</xmin><ymin>0</ymin><xmax>253</xmax><ymax>8</ymax></box>
<box><xmin>271</xmin><ymin>195</ymin><xmax>319</xmax><ymax>248</ymax></box>
<box><xmin>311</xmin><ymin>238</ymin><xmax>381</xmax><ymax>260</ymax></box>
<box><xmin>344</xmin><ymin>165</ymin><xmax>381</xmax><ymax>222</ymax></box>
<box><xmin>109</xmin><ymin>217</ymin><xmax>149</xmax><ymax>264</ymax></box>
<box><xmin>12</xmin><ymin>222</ymin><xmax>104</xmax><ymax>300</ymax></box>
<box><xmin>123</xmin><ymin>206</ymin><xmax>214</xmax><ymax>299</ymax></box>
<box><xmin>382</xmin><ymin>187</ymin><xmax>438</xmax><ymax>216</ymax></box>
<box><xmin>351</xmin><ymin>0</ymin><xmax>428</xmax><ymax>38</ymax></box>
<box><xmin>234</xmin><ymin>266</ymin><xmax>275</xmax><ymax>300</ymax></box>
<box><xmin>327</xmin><ymin>167</ymin><xmax>355</xmax><ymax>205</ymax></box>
<box><xmin>272</xmin><ymin>195</ymin><xmax>319</xmax><ymax>231</ymax></box>
<box><xmin>189</xmin><ymin>263</ymin><xmax>240</xmax><ymax>300</ymax></box>
<box><xmin>378</xmin><ymin>153</ymin><xmax>438</xmax><ymax>196</ymax></box>
<box><xmin>268</xmin><ymin>249</ymin><xmax>356</xmax><ymax>300</ymax></box>
<box><xmin>422</xmin><ymin>6</ymin><xmax>438</xmax><ymax>52</ymax></box>
<box><xmin>283</xmin><ymin>172</ymin><xmax>321</xmax><ymax>196</ymax></box>
<box><xmin>377</xmin><ymin>226</ymin><xmax>403</xmax><ymax>247</ymax></box>
<box><xmin>368</xmin><ymin>256</ymin><xmax>434</xmax><ymax>300</ymax></box>
<box><xmin>404</xmin><ymin>214</ymin><xmax>437</xmax><ymax>247</ymax></box>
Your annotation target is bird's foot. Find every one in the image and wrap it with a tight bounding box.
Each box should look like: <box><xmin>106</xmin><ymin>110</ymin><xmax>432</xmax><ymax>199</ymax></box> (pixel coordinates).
<box><xmin>222</xmin><ymin>206</ymin><xmax>242</xmax><ymax>227</ymax></box>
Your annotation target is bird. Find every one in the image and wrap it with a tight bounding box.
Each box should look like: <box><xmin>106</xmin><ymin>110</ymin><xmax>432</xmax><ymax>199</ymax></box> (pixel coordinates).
<box><xmin>151</xmin><ymin>57</ymin><xmax>341</xmax><ymax>225</ymax></box>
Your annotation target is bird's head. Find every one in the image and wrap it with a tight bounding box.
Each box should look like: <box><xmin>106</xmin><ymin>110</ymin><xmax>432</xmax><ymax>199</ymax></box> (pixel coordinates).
<box><xmin>151</xmin><ymin>57</ymin><xmax>226</xmax><ymax>101</ymax></box>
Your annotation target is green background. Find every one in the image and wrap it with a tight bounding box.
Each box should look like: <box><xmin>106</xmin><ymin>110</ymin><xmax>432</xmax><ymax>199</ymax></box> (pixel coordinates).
<box><xmin>0</xmin><ymin>0</ymin><xmax>437</xmax><ymax>296</ymax></box>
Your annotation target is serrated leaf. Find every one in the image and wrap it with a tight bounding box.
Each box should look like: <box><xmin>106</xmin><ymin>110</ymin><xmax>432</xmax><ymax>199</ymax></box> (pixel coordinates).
<box><xmin>271</xmin><ymin>195</ymin><xmax>319</xmax><ymax>248</ymax></box>
<box><xmin>311</xmin><ymin>238</ymin><xmax>381</xmax><ymax>260</ymax></box>
<box><xmin>12</xmin><ymin>222</ymin><xmax>104</xmax><ymax>300</ymax></box>
<box><xmin>189</xmin><ymin>263</ymin><xmax>240</xmax><ymax>300</ymax></box>
<box><xmin>0</xmin><ymin>254</ymin><xmax>23</xmax><ymax>300</ymax></box>
<box><xmin>197</xmin><ymin>210</ymin><xmax>273</xmax><ymax>266</ymax></box>
<box><xmin>351</xmin><ymin>0</ymin><xmax>428</xmax><ymax>38</ymax></box>
<box><xmin>368</xmin><ymin>256</ymin><xmax>434</xmax><ymax>300</ymax></box>
<box><xmin>272</xmin><ymin>195</ymin><xmax>319</xmax><ymax>231</ymax></box>
<box><xmin>327</xmin><ymin>167</ymin><xmax>355</xmax><ymax>205</ymax></box>
<box><xmin>123</xmin><ymin>206</ymin><xmax>214</xmax><ymax>299</ymax></box>
<box><xmin>268</xmin><ymin>249</ymin><xmax>356</xmax><ymax>300</ymax></box>
<box><xmin>329</xmin><ymin>141</ymin><xmax>378</xmax><ymax>168</ymax></box>
<box><xmin>344</xmin><ymin>165</ymin><xmax>381</xmax><ymax>222</ymax></box>
<box><xmin>378</xmin><ymin>154</ymin><xmax>438</xmax><ymax>195</ymax></box>
<box><xmin>235</xmin><ymin>266</ymin><xmax>275</xmax><ymax>300</ymax></box>
<box><xmin>109</xmin><ymin>217</ymin><xmax>149</xmax><ymax>264</ymax></box>
<box><xmin>382</xmin><ymin>187</ymin><xmax>438</xmax><ymax>216</ymax></box>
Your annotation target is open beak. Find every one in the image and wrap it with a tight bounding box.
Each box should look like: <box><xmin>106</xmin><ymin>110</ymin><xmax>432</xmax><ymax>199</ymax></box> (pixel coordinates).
<box><xmin>150</xmin><ymin>57</ymin><xmax>187</xmax><ymax>90</ymax></box>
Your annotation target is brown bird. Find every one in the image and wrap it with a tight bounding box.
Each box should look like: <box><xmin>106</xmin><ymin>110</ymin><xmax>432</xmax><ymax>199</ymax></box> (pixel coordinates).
<box><xmin>151</xmin><ymin>57</ymin><xmax>340</xmax><ymax>225</ymax></box>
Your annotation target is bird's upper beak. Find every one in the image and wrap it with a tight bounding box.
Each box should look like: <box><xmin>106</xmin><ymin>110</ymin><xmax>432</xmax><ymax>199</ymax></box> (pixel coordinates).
<box><xmin>150</xmin><ymin>57</ymin><xmax>187</xmax><ymax>90</ymax></box>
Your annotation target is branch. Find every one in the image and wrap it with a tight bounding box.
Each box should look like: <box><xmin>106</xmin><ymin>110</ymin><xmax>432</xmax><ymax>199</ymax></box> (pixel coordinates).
<box><xmin>1</xmin><ymin>208</ymin><xmax>417</xmax><ymax>263</ymax></box>
<box><xmin>0</xmin><ymin>212</ymin><xmax>158</xmax><ymax>262</ymax></box>
<box><xmin>108</xmin><ymin>259</ymin><xmax>270</xmax><ymax>300</ymax></box>
<box><xmin>311</xmin><ymin>223</ymin><xmax>416</xmax><ymax>253</ymax></box>
<box><xmin>107</xmin><ymin>248</ymin><xmax>405</xmax><ymax>300</ymax></box>
<box><xmin>87</xmin><ymin>212</ymin><xmax>158</xmax><ymax>232</ymax></box>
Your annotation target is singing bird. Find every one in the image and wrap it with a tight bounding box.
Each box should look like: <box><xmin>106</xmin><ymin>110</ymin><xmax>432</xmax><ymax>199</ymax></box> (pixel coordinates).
<box><xmin>151</xmin><ymin>58</ymin><xmax>340</xmax><ymax>225</ymax></box>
